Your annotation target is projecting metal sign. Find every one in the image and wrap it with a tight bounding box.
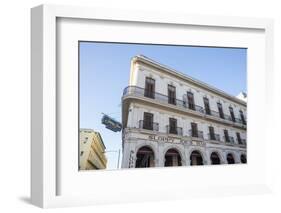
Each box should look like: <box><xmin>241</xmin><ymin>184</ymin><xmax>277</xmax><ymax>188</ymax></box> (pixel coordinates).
<box><xmin>101</xmin><ymin>114</ymin><xmax>122</xmax><ymax>132</ymax></box>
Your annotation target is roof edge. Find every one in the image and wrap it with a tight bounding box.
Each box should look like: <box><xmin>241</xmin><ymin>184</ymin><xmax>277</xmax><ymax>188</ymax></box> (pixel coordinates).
<box><xmin>132</xmin><ymin>55</ymin><xmax>247</xmax><ymax>107</ymax></box>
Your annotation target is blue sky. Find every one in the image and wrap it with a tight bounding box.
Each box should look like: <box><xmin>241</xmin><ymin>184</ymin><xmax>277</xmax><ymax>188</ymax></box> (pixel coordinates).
<box><xmin>79</xmin><ymin>42</ymin><xmax>247</xmax><ymax>170</ymax></box>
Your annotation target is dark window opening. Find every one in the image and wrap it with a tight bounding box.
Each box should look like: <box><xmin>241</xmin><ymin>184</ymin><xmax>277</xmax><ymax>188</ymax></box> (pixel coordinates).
<box><xmin>165</xmin><ymin>149</ymin><xmax>182</xmax><ymax>167</ymax></box>
<box><xmin>143</xmin><ymin>112</ymin><xmax>153</xmax><ymax>130</ymax></box>
<box><xmin>190</xmin><ymin>151</ymin><xmax>203</xmax><ymax>166</ymax></box>
<box><xmin>239</xmin><ymin>110</ymin><xmax>246</xmax><ymax>125</ymax></box>
<box><xmin>224</xmin><ymin>129</ymin><xmax>230</xmax><ymax>142</ymax></box>
<box><xmin>144</xmin><ymin>77</ymin><xmax>155</xmax><ymax>99</ymax></box>
<box><xmin>227</xmin><ymin>153</ymin><xmax>235</xmax><ymax>164</ymax></box>
<box><xmin>204</xmin><ymin>97</ymin><xmax>211</xmax><ymax>115</ymax></box>
<box><xmin>135</xmin><ymin>146</ymin><xmax>155</xmax><ymax>168</ymax></box>
<box><xmin>210</xmin><ymin>152</ymin><xmax>221</xmax><ymax>165</ymax></box>
<box><xmin>240</xmin><ymin>154</ymin><xmax>247</xmax><ymax>164</ymax></box>
<box><xmin>209</xmin><ymin>126</ymin><xmax>215</xmax><ymax>140</ymax></box>
<box><xmin>168</xmin><ymin>84</ymin><xmax>176</xmax><ymax>105</ymax></box>
<box><xmin>229</xmin><ymin>107</ymin><xmax>236</xmax><ymax>122</ymax></box>
<box><xmin>191</xmin><ymin>122</ymin><xmax>198</xmax><ymax>137</ymax></box>
<box><xmin>187</xmin><ymin>92</ymin><xmax>195</xmax><ymax>110</ymax></box>
<box><xmin>169</xmin><ymin>118</ymin><xmax>177</xmax><ymax>134</ymax></box>
<box><xmin>236</xmin><ymin>132</ymin><xmax>242</xmax><ymax>144</ymax></box>
<box><xmin>217</xmin><ymin>102</ymin><xmax>224</xmax><ymax>119</ymax></box>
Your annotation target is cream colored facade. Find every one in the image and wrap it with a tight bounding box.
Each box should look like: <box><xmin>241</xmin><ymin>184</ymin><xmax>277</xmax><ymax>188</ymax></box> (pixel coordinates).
<box><xmin>121</xmin><ymin>55</ymin><xmax>247</xmax><ymax>168</ymax></box>
<box><xmin>79</xmin><ymin>129</ymin><xmax>107</xmax><ymax>170</ymax></box>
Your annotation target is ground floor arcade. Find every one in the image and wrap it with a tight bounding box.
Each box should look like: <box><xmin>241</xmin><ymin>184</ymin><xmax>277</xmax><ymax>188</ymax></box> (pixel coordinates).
<box><xmin>121</xmin><ymin>132</ymin><xmax>247</xmax><ymax>168</ymax></box>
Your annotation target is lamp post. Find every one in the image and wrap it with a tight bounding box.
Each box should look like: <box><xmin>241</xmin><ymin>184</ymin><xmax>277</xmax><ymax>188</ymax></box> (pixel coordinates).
<box><xmin>103</xmin><ymin>149</ymin><xmax>121</xmax><ymax>169</ymax></box>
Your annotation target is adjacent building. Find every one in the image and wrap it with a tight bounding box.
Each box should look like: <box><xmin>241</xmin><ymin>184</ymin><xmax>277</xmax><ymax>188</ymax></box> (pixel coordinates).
<box><xmin>79</xmin><ymin>129</ymin><xmax>107</xmax><ymax>170</ymax></box>
<box><xmin>121</xmin><ymin>55</ymin><xmax>247</xmax><ymax>168</ymax></box>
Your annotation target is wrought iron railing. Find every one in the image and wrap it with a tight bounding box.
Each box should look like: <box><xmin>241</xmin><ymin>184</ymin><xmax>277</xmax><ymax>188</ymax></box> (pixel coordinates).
<box><xmin>223</xmin><ymin>136</ymin><xmax>235</xmax><ymax>144</ymax></box>
<box><xmin>166</xmin><ymin>125</ymin><xmax>183</xmax><ymax>136</ymax></box>
<box><xmin>224</xmin><ymin>136</ymin><xmax>246</xmax><ymax>145</ymax></box>
<box><xmin>207</xmin><ymin>133</ymin><xmax>221</xmax><ymax>141</ymax></box>
<box><xmin>184</xmin><ymin>103</ymin><xmax>205</xmax><ymax>114</ymax></box>
<box><xmin>236</xmin><ymin>118</ymin><xmax>247</xmax><ymax>126</ymax></box>
<box><xmin>123</xmin><ymin>86</ymin><xmax>204</xmax><ymax>113</ymax></box>
<box><xmin>123</xmin><ymin>86</ymin><xmax>247</xmax><ymax>126</ymax></box>
<box><xmin>139</xmin><ymin>120</ymin><xmax>159</xmax><ymax>131</ymax></box>
<box><xmin>237</xmin><ymin>138</ymin><xmax>247</xmax><ymax>145</ymax></box>
<box><xmin>188</xmin><ymin>129</ymin><xmax>204</xmax><ymax>139</ymax></box>
<box><xmin>135</xmin><ymin>119</ymin><xmax>246</xmax><ymax>146</ymax></box>
<box><xmin>205</xmin><ymin>108</ymin><xmax>211</xmax><ymax>115</ymax></box>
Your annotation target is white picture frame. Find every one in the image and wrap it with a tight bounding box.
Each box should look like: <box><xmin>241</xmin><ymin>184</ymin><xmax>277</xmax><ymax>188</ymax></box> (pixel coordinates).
<box><xmin>31</xmin><ymin>4</ymin><xmax>274</xmax><ymax>208</ymax></box>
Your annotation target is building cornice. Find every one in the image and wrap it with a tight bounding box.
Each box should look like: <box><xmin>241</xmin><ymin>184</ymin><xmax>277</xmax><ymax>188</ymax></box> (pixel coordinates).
<box><xmin>132</xmin><ymin>55</ymin><xmax>247</xmax><ymax>107</ymax></box>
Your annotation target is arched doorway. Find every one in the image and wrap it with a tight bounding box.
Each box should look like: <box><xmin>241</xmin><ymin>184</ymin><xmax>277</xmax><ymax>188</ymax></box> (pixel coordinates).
<box><xmin>164</xmin><ymin>148</ymin><xmax>182</xmax><ymax>167</ymax></box>
<box><xmin>240</xmin><ymin>154</ymin><xmax>247</xmax><ymax>164</ymax></box>
<box><xmin>227</xmin><ymin>153</ymin><xmax>235</xmax><ymax>164</ymax></box>
<box><xmin>210</xmin><ymin>152</ymin><xmax>221</xmax><ymax>165</ymax></box>
<box><xmin>135</xmin><ymin>146</ymin><xmax>155</xmax><ymax>168</ymax></box>
<box><xmin>190</xmin><ymin>150</ymin><xmax>203</xmax><ymax>165</ymax></box>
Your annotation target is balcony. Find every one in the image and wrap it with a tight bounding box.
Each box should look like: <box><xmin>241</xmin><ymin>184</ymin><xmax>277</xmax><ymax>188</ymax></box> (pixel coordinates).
<box><xmin>237</xmin><ymin>138</ymin><xmax>247</xmax><ymax>145</ymax></box>
<box><xmin>123</xmin><ymin>86</ymin><xmax>246</xmax><ymax>128</ymax></box>
<box><xmin>236</xmin><ymin>118</ymin><xmax>247</xmax><ymax>126</ymax></box>
<box><xmin>184</xmin><ymin>103</ymin><xmax>205</xmax><ymax>114</ymax></box>
<box><xmin>188</xmin><ymin>129</ymin><xmax>204</xmax><ymax>139</ymax></box>
<box><xmin>126</xmin><ymin>123</ymin><xmax>246</xmax><ymax>149</ymax></box>
<box><xmin>223</xmin><ymin>136</ymin><xmax>235</xmax><ymax>144</ymax></box>
<box><xmin>139</xmin><ymin>120</ymin><xmax>159</xmax><ymax>131</ymax></box>
<box><xmin>166</xmin><ymin>125</ymin><xmax>183</xmax><ymax>136</ymax></box>
<box><xmin>207</xmin><ymin>110</ymin><xmax>234</xmax><ymax>122</ymax></box>
<box><xmin>123</xmin><ymin>86</ymin><xmax>204</xmax><ymax>113</ymax></box>
<box><xmin>230</xmin><ymin>115</ymin><xmax>236</xmax><ymax>122</ymax></box>
<box><xmin>207</xmin><ymin>133</ymin><xmax>221</xmax><ymax>141</ymax></box>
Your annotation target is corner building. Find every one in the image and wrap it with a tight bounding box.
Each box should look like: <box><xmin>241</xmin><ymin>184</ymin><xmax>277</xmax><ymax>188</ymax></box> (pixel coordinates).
<box><xmin>121</xmin><ymin>55</ymin><xmax>247</xmax><ymax>168</ymax></box>
<box><xmin>79</xmin><ymin>129</ymin><xmax>107</xmax><ymax>170</ymax></box>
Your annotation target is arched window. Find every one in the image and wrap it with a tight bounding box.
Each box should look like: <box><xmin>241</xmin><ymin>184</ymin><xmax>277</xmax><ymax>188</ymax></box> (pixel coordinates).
<box><xmin>240</xmin><ymin>154</ymin><xmax>247</xmax><ymax>164</ymax></box>
<box><xmin>190</xmin><ymin>150</ymin><xmax>203</xmax><ymax>166</ymax></box>
<box><xmin>227</xmin><ymin>153</ymin><xmax>235</xmax><ymax>164</ymax></box>
<box><xmin>135</xmin><ymin>146</ymin><xmax>155</xmax><ymax>168</ymax></box>
<box><xmin>210</xmin><ymin>152</ymin><xmax>221</xmax><ymax>165</ymax></box>
<box><xmin>165</xmin><ymin>148</ymin><xmax>182</xmax><ymax>167</ymax></box>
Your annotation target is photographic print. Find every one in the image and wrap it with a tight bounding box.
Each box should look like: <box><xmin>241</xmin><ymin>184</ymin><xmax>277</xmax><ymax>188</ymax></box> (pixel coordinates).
<box><xmin>79</xmin><ymin>42</ymin><xmax>247</xmax><ymax>171</ymax></box>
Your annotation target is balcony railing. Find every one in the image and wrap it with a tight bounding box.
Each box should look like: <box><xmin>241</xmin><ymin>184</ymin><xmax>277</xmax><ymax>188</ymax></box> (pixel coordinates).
<box><xmin>132</xmin><ymin>121</ymin><xmax>246</xmax><ymax>147</ymax></box>
<box><xmin>236</xmin><ymin>118</ymin><xmax>247</xmax><ymax>126</ymax></box>
<box><xmin>237</xmin><ymin>138</ymin><xmax>247</xmax><ymax>145</ymax></box>
<box><xmin>188</xmin><ymin>129</ymin><xmax>204</xmax><ymax>139</ymax></box>
<box><xmin>207</xmin><ymin>133</ymin><xmax>220</xmax><ymax>141</ymax></box>
<box><xmin>184</xmin><ymin>103</ymin><xmax>205</xmax><ymax>114</ymax></box>
<box><xmin>241</xmin><ymin>139</ymin><xmax>247</xmax><ymax>145</ymax></box>
<box><xmin>230</xmin><ymin>116</ymin><xmax>236</xmax><ymax>122</ymax></box>
<box><xmin>123</xmin><ymin>86</ymin><xmax>247</xmax><ymax>127</ymax></box>
<box><xmin>123</xmin><ymin>86</ymin><xmax>204</xmax><ymax>113</ymax></box>
<box><xmin>208</xmin><ymin>110</ymin><xmax>233</xmax><ymax>122</ymax></box>
<box><xmin>166</xmin><ymin>125</ymin><xmax>183</xmax><ymax>136</ymax></box>
<box><xmin>139</xmin><ymin>120</ymin><xmax>159</xmax><ymax>131</ymax></box>
<box><xmin>223</xmin><ymin>136</ymin><xmax>235</xmax><ymax>143</ymax></box>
